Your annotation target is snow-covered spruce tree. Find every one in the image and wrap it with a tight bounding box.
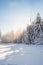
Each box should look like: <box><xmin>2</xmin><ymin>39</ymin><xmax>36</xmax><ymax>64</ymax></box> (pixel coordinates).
<box><xmin>26</xmin><ymin>25</ymin><xmax>34</xmax><ymax>44</ymax></box>
<box><xmin>33</xmin><ymin>13</ymin><xmax>42</xmax><ymax>44</ymax></box>
<box><xmin>26</xmin><ymin>13</ymin><xmax>42</xmax><ymax>44</ymax></box>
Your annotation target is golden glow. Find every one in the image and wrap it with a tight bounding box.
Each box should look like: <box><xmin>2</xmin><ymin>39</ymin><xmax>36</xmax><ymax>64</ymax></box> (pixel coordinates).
<box><xmin>28</xmin><ymin>21</ymin><xmax>32</xmax><ymax>26</ymax></box>
<box><xmin>13</xmin><ymin>21</ymin><xmax>27</xmax><ymax>33</ymax></box>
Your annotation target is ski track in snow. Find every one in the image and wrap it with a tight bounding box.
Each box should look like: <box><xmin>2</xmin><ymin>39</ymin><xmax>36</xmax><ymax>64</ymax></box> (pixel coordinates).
<box><xmin>0</xmin><ymin>43</ymin><xmax>43</xmax><ymax>65</ymax></box>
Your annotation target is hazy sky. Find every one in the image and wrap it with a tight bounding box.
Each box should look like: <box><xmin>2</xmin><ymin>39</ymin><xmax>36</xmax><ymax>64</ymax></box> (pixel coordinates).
<box><xmin>0</xmin><ymin>0</ymin><xmax>43</xmax><ymax>34</ymax></box>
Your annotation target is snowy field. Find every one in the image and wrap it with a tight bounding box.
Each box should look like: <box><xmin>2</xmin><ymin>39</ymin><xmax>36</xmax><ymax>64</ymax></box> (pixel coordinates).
<box><xmin>0</xmin><ymin>43</ymin><xmax>43</xmax><ymax>65</ymax></box>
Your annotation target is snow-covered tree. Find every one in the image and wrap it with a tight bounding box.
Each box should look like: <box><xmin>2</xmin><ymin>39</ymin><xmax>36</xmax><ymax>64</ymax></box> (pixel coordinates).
<box><xmin>26</xmin><ymin>25</ymin><xmax>34</xmax><ymax>44</ymax></box>
<box><xmin>33</xmin><ymin>13</ymin><xmax>43</xmax><ymax>44</ymax></box>
<box><xmin>36</xmin><ymin>12</ymin><xmax>41</xmax><ymax>24</ymax></box>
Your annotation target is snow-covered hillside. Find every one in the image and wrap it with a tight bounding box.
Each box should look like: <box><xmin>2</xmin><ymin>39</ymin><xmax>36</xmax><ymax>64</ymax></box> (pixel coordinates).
<box><xmin>0</xmin><ymin>44</ymin><xmax>43</xmax><ymax>65</ymax></box>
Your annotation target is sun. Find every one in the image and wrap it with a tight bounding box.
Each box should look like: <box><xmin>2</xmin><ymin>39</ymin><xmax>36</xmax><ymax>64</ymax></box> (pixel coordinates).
<box><xmin>28</xmin><ymin>18</ymin><xmax>32</xmax><ymax>26</ymax></box>
<box><xmin>13</xmin><ymin>21</ymin><xmax>27</xmax><ymax>33</ymax></box>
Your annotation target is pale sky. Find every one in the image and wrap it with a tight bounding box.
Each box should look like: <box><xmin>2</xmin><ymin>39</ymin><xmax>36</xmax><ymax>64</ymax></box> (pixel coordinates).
<box><xmin>0</xmin><ymin>0</ymin><xmax>43</xmax><ymax>35</ymax></box>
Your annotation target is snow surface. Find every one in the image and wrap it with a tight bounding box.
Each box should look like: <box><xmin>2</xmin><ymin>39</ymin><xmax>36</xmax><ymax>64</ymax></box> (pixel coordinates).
<box><xmin>0</xmin><ymin>43</ymin><xmax>43</xmax><ymax>65</ymax></box>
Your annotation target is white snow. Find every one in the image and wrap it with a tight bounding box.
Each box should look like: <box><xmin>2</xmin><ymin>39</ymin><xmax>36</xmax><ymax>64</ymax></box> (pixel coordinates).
<box><xmin>0</xmin><ymin>43</ymin><xmax>43</xmax><ymax>65</ymax></box>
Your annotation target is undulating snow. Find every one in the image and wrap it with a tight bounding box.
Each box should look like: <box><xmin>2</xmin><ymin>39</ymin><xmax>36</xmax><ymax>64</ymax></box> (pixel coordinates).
<box><xmin>0</xmin><ymin>43</ymin><xmax>43</xmax><ymax>65</ymax></box>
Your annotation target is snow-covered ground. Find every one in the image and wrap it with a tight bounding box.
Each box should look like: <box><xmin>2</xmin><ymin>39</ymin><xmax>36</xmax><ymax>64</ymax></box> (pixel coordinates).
<box><xmin>0</xmin><ymin>43</ymin><xmax>43</xmax><ymax>65</ymax></box>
